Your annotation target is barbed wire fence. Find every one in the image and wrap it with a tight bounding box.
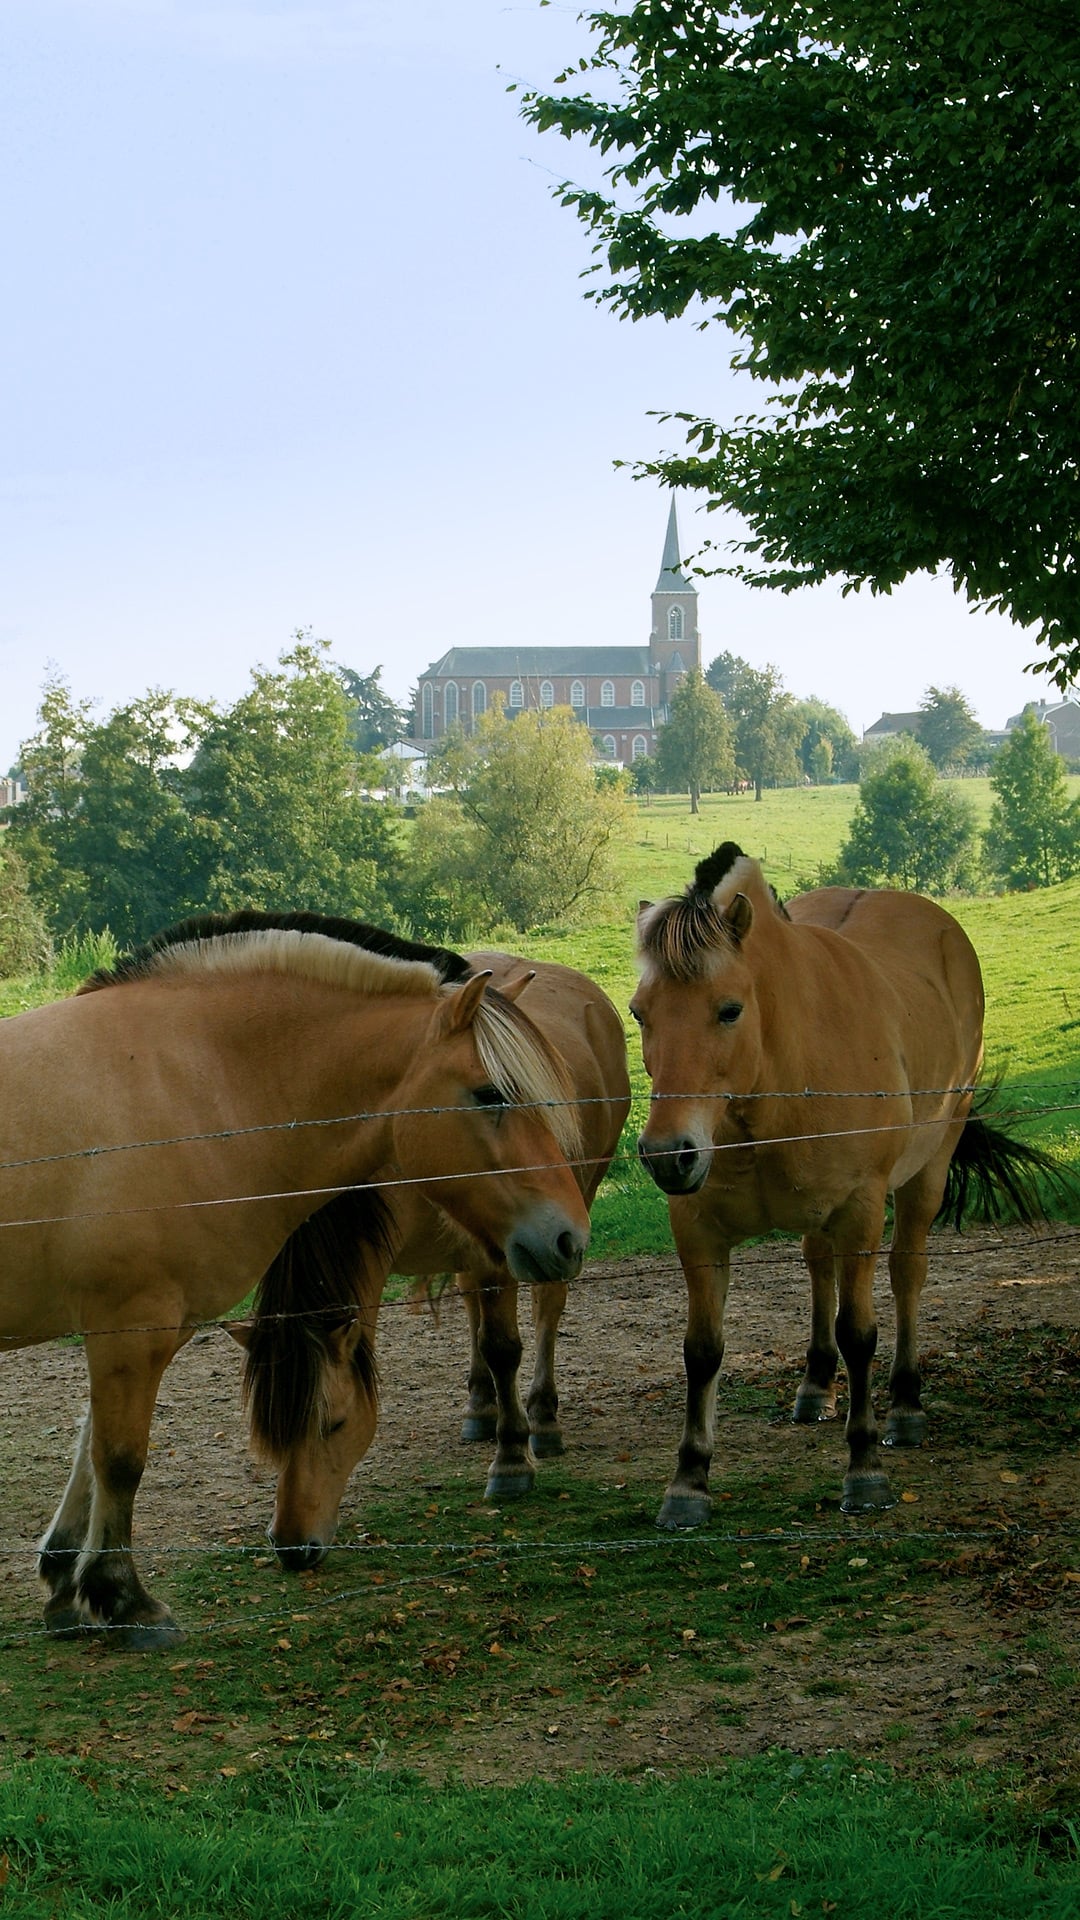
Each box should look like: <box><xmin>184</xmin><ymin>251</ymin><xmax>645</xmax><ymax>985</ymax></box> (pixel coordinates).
<box><xmin>0</xmin><ymin>1081</ymin><xmax>1077</xmax><ymax>1648</ymax></box>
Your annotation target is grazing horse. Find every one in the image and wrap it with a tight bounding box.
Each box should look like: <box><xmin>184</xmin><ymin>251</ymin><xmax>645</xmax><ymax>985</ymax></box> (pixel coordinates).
<box><xmin>243</xmin><ymin>953</ymin><xmax>631</xmax><ymax>1567</ymax></box>
<box><xmin>0</xmin><ymin>912</ymin><xmax>590</xmax><ymax>1647</ymax></box>
<box><xmin>631</xmin><ymin>843</ymin><xmax>1059</xmax><ymax>1524</ymax></box>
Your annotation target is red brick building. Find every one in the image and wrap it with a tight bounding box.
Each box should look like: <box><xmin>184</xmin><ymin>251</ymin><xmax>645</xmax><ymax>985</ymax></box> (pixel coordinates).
<box><xmin>414</xmin><ymin>499</ymin><xmax>701</xmax><ymax>766</ymax></box>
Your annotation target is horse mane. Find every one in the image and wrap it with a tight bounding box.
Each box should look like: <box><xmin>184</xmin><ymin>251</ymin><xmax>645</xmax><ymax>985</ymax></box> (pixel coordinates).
<box><xmin>242</xmin><ymin>1188</ymin><xmax>388</xmax><ymax>1462</ymax></box>
<box><xmin>638</xmin><ymin>843</ymin><xmax>786</xmax><ymax>982</ymax></box>
<box><xmin>79</xmin><ymin>910</ymin><xmax>583</xmax><ymax>1163</ymax></box>
<box><xmin>78</xmin><ymin>911</ymin><xmax>474</xmax><ymax>998</ymax></box>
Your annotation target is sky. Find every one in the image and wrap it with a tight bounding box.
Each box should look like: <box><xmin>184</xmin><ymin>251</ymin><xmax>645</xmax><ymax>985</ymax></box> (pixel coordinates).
<box><xmin>0</xmin><ymin>0</ymin><xmax>1052</xmax><ymax>773</ymax></box>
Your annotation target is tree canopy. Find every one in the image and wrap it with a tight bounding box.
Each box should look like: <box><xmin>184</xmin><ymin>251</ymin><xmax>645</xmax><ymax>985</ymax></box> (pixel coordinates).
<box><xmin>984</xmin><ymin>708</ymin><xmax>1080</xmax><ymax>890</ymax></box>
<box><xmin>705</xmin><ymin>653</ymin><xmax>801</xmax><ymax>799</ymax></box>
<box><xmin>408</xmin><ymin>704</ymin><xmax>632</xmax><ymax>936</ymax></box>
<box><xmin>832</xmin><ymin>741</ymin><xmax>980</xmax><ymax>893</ymax></box>
<box><xmin>655</xmin><ymin>667</ymin><xmax>734</xmax><ymax>811</ymax></box>
<box><xmin>523</xmin><ymin>3</ymin><xmax>1080</xmax><ymax>689</ymax></box>
<box><xmin>915</xmin><ymin>687</ymin><xmax>986</xmax><ymax>771</ymax></box>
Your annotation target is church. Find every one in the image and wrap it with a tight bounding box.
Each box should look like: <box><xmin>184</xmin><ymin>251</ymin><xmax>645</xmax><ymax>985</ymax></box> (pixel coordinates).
<box><xmin>413</xmin><ymin>499</ymin><xmax>701</xmax><ymax>767</ymax></box>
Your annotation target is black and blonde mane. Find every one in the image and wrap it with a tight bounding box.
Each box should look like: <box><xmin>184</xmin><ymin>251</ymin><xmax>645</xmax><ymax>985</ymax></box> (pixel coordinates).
<box><xmin>638</xmin><ymin>843</ymin><xmax>788</xmax><ymax>982</ymax></box>
<box><xmin>242</xmin><ymin>1187</ymin><xmax>388</xmax><ymax>1460</ymax></box>
<box><xmin>80</xmin><ymin>911</ymin><xmax>582</xmax><ymax>1160</ymax></box>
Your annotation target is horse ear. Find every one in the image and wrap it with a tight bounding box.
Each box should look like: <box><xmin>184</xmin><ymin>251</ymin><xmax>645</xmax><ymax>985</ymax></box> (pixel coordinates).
<box><xmin>224</xmin><ymin>1318</ymin><xmax>254</xmax><ymax>1350</ymax></box>
<box><xmin>497</xmin><ymin>968</ymin><xmax>536</xmax><ymax>1004</ymax></box>
<box><xmin>725</xmin><ymin>893</ymin><xmax>753</xmax><ymax>944</ymax></box>
<box><xmin>442</xmin><ymin>971</ymin><xmax>492</xmax><ymax>1034</ymax></box>
<box><xmin>639</xmin><ymin>899</ymin><xmax>653</xmax><ymax>913</ymax></box>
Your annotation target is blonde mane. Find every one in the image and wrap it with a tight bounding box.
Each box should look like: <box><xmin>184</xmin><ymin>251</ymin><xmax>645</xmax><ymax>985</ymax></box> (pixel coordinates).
<box><xmin>638</xmin><ymin>844</ymin><xmax>775</xmax><ymax>983</ymax></box>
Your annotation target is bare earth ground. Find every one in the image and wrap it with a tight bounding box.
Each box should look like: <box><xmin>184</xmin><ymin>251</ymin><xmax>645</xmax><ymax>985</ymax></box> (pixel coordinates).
<box><xmin>0</xmin><ymin>1225</ymin><xmax>1077</xmax><ymax>1783</ymax></box>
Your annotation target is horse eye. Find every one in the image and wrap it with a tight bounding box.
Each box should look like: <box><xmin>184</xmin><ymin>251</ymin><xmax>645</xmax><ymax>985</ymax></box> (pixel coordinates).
<box><xmin>473</xmin><ymin>1083</ymin><xmax>507</xmax><ymax>1108</ymax></box>
<box><xmin>323</xmin><ymin>1417</ymin><xmax>346</xmax><ymax>1438</ymax></box>
<box><xmin>716</xmin><ymin>1001</ymin><xmax>743</xmax><ymax>1026</ymax></box>
<box><xmin>628</xmin><ymin>1005</ymin><xmax>643</xmax><ymax>1026</ymax></box>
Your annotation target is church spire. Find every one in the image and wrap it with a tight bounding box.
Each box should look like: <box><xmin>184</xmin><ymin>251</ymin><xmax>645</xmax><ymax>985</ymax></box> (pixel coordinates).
<box><xmin>654</xmin><ymin>494</ymin><xmax>690</xmax><ymax>591</ymax></box>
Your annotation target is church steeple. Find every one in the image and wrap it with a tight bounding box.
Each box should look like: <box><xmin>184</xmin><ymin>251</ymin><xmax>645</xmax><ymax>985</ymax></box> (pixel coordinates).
<box><xmin>649</xmin><ymin>494</ymin><xmax>700</xmax><ymax>710</ymax></box>
<box><xmin>655</xmin><ymin>494</ymin><xmax>691</xmax><ymax>591</ymax></box>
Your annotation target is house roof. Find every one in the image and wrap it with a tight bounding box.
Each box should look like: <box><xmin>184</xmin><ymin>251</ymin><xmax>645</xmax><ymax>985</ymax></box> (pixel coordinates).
<box><xmin>864</xmin><ymin>711</ymin><xmax>923</xmax><ymax>737</ymax></box>
<box><xmin>421</xmin><ymin>647</ymin><xmax>654</xmax><ymax>678</ymax></box>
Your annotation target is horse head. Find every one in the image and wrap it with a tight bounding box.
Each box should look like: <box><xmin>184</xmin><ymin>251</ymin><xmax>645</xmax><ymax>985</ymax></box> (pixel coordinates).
<box><xmin>631</xmin><ymin>843</ymin><xmax>774</xmax><ymax>1196</ymax></box>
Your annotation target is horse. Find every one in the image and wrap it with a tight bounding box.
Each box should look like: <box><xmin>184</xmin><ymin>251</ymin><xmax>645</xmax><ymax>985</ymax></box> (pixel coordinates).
<box><xmin>234</xmin><ymin>952</ymin><xmax>631</xmax><ymax>1568</ymax></box>
<box><xmin>0</xmin><ymin>911</ymin><xmax>590</xmax><ymax>1647</ymax></box>
<box><xmin>630</xmin><ymin>842</ymin><xmax>1061</xmax><ymax>1525</ymax></box>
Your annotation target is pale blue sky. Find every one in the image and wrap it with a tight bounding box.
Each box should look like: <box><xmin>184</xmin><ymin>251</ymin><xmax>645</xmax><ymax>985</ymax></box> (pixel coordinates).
<box><xmin>1</xmin><ymin>0</ymin><xmax>1047</xmax><ymax>771</ymax></box>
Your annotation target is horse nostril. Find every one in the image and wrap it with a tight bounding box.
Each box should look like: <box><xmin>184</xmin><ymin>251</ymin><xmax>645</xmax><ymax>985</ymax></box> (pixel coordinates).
<box><xmin>555</xmin><ymin>1229</ymin><xmax>579</xmax><ymax>1264</ymax></box>
<box><xmin>272</xmin><ymin>1537</ymin><xmax>326</xmax><ymax>1573</ymax></box>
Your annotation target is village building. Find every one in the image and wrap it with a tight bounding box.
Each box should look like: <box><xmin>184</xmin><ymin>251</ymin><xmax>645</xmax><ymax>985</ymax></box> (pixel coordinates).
<box><xmin>413</xmin><ymin>499</ymin><xmax>700</xmax><ymax>766</ymax></box>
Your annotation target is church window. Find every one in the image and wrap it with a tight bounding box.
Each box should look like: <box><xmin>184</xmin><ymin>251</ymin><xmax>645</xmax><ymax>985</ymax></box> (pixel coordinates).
<box><xmin>632</xmin><ymin>735</ymin><xmax>648</xmax><ymax>760</ymax></box>
<box><xmin>570</xmin><ymin>680</ymin><xmax>585</xmax><ymax>708</ymax></box>
<box><xmin>631</xmin><ymin>680</ymin><xmax>645</xmax><ymax>707</ymax></box>
<box><xmin>510</xmin><ymin>680</ymin><xmax>524</xmax><ymax>708</ymax></box>
<box><xmin>472</xmin><ymin>681</ymin><xmax>487</xmax><ymax>723</ymax></box>
<box><xmin>421</xmin><ymin>684</ymin><xmax>434</xmax><ymax>738</ymax></box>
<box><xmin>540</xmin><ymin>680</ymin><xmax>554</xmax><ymax>708</ymax></box>
<box><xmin>602</xmin><ymin>734</ymin><xmax>617</xmax><ymax>757</ymax></box>
<box><xmin>444</xmin><ymin>681</ymin><xmax>459</xmax><ymax>726</ymax></box>
<box><xmin>601</xmin><ymin>680</ymin><xmax>615</xmax><ymax>707</ymax></box>
<box><xmin>668</xmin><ymin>606</ymin><xmax>684</xmax><ymax>642</ymax></box>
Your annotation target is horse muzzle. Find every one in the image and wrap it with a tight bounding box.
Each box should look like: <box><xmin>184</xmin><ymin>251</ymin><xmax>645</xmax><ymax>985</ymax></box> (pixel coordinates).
<box><xmin>637</xmin><ymin>1132</ymin><xmax>712</xmax><ymax>1195</ymax></box>
<box><xmin>506</xmin><ymin>1210</ymin><xmax>587</xmax><ymax>1286</ymax></box>
<box><xmin>270</xmin><ymin>1532</ymin><xmax>330</xmax><ymax>1573</ymax></box>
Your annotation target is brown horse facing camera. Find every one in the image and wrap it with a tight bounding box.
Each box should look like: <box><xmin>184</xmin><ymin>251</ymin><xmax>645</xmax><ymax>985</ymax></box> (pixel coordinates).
<box><xmin>0</xmin><ymin>913</ymin><xmax>590</xmax><ymax>1648</ymax></box>
<box><xmin>631</xmin><ymin>843</ymin><xmax>1060</xmax><ymax>1525</ymax></box>
<box><xmin>232</xmin><ymin>952</ymin><xmax>631</xmax><ymax>1570</ymax></box>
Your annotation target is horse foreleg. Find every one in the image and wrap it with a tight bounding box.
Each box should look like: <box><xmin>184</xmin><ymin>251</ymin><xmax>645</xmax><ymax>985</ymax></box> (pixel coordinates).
<box><xmin>457</xmin><ymin>1275</ymin><xmax>498</xmax><ymax>1443</ymax></box>
<box><xmin>472</xmin><ymin>1274</ymin><xmax>534</xmax><ymax>1501</ymax></box>
<box><xmin>39</xmin><ymin>1405</ymin><xmax>96</xmax><ymax>1636</ymax></box>
<box><xmin>526</xmin><ymin>1279</ymin><xmax>567</xmax><ymax>1459</ymax></box>
<box><xmin>835</xmin><ymin>1221</ymin><xmax>895</xmax><ymax>1513</ymax></box>
<box><xmin>793</xmin><ymin>1231</ymin><xmax>839</xmax><ymax>1423</ymax></box>
<box><xmin>658</xmin><ymin>1218</ymin><xmax>731</xmax><ymax>1530</ymax></box>
<box><xmin>73</xmin><ymin>1329</ymin><xmax>185</xmax><ymax>1650</ymax></box>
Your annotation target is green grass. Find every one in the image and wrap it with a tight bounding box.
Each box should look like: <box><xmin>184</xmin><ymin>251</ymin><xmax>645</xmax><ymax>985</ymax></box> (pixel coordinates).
<box><xmin>0</xmin><ymin>1752</ymin><xmax>1076</xmax><ymax>1919</ymax></box>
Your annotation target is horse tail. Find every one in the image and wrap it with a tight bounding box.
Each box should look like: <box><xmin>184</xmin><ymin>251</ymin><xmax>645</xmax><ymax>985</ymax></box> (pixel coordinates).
<box><xmin>937</xmin><ymin>1084</ymin><xmax>1076</xmax><ymax>1229</ymax></box>
<box><xmin>242</xmin><ymin>1189</ymin><xmax>387</xmax><ymax>1462</ymax></box>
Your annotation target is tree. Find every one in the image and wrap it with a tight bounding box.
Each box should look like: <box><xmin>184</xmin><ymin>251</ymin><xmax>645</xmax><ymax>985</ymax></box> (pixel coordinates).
<box><xmin>182</xmin><ymin>639</ymin><xmax>401</xmax><ymax>921</ymax></box>
<box><xmin>916</xmin><ymin>687</ymin><xmax>986</xmax><ymax>771</ymax></box>
<box><xmin>523</xmin><ymin>4</ymin><xmax>1080</xmax><ymax>690</ymax></box>
<box><xmin>706</xmin><ymin>655</ymin><xmax>800</xmax><ymax>799</ymax></box>
<box><xmin>790</xmin><ymin>696</ymin><xmax>859</xmax><ymax>783</ymax></box>
<box><xmin>833</xmin><ymin>742</ymin><xmax>980</xmax><ymax>893</ymax></box>
<box><xmin>336</xmin><ymin>664</ymin><xmax>409</xmax><ymax>753</ymax></box>
<box><xmin>655</xmin><ymin>668</ymin><xmax>734</xmax><ymax>812</ymax></box>
<box><xmin>984</xmin><ymin>709</ymin><xmax>1080</xmax><ymax>890</ymax></box>
<box><xmin>0</xmin><ymin>838</ymin><xmax>52</xmax><ymax>976</ymax></box>
<box><xmin>405</xmin><ymin>704</ymin><xmax>632</xmax><ymax>935</ymax></box>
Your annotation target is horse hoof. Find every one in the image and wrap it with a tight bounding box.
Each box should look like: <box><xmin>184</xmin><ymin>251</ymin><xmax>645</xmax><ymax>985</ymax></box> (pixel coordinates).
<box><xmin>485</xmin><ymin>1469</ymin><xmax>535</xmax><ymax>1501</ymax></box>
<box><xmin>656</xmin><ymin>1492</ymin><xmax>710</xmax><ymax>1531</ymax></box>
<box><xmin>883</xmin><ymin>1409</ymin><xmax>926</xmax><ymax>1448</ymax></box>
<box><xmin>461</xmin><ymin>1413</ymin><xmax>498</xmax><ymax>1443</ymax></box>
<box><xmin>109</xmin><ymin>1616</ymin><xmax>186</xmax><ymax>1653</ymax></box>
<box><xmin>43</xmin><ymin>1606</ymin><xmax>97</xmax><ymax>1642</ymax></box>
<box><xmin>528</xmin><ymin>1430</ymin><xmax>566</xmax><ymax>1460</ymax></box>
<box><xmin>792</xmin><ymin>1387</ymin><xmax>837</xmax><ymax>1425</ymax></box>
<box><xmin>841</xmin><ymin>1472</ymin><xmax>896</xmax><ymax>1514</ymax></box>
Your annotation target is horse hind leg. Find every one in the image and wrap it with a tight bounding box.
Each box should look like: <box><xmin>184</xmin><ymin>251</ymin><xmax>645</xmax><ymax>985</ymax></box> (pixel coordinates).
<box><xmin>792</xmin><ymin>1232</ymin><xmax>839</xmax><ymax>1424</ymax></box>
<box><xmin>525</xmin><ymin>1278</ymin><xmax>567</xmax><ymax>1458</ymax></box>
<box><xmin>71</xmin><ymin>1330</ymin><xmax>185</xmax><ymax>1651</ymax></box>
<box><xmin>39</xmin><ymin>1406</ymin><xmax>97</xmax><ymax>1638</ymax></box>
<box><xmin>884</xmin><ymin>1161</ymin><xmax>949</xmax><ymax>1448</ymax></box>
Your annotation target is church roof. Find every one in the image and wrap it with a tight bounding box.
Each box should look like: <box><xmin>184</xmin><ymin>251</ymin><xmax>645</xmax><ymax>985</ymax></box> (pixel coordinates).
<box><xmin>421</xmin><ymin>646</ymin><xmax>653</xmax><ymax>678</ymax></box>
<box><xmin>654</xmin><ymin>496</ymin><xmax>693</xmax><ymax>592</ymax></box>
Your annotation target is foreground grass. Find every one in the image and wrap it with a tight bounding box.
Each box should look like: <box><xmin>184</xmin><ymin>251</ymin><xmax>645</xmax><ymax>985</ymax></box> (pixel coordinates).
<box><xmin>0</xmin><ymin>1752</ymin><xmax>1076</xmax><ymax>1919</ymax></box>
